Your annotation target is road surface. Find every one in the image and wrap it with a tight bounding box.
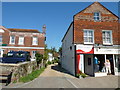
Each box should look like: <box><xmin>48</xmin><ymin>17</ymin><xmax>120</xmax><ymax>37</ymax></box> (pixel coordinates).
<box><xmin>2</xmin><ymin>63</ymin><xmax>119</xmax><ymax>88</ymax></box>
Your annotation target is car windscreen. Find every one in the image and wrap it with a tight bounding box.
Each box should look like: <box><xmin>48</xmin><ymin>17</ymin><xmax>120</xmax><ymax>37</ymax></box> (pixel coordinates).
<box><xmin>7</xmin><ymin>52</ymin><xmax>14</xmax><ymax>57</ymax></box>
<box><xmin>16</xmin><ymin>52</ymin><xmax>25</xmax><ymax>58</ymax></box>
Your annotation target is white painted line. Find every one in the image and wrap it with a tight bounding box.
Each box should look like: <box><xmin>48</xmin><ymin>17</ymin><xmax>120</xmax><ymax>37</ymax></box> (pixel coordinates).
<box><xmin>65</xmin><ymin>77</ymin><xmax>78</xmax><ymax>88</ymax></box>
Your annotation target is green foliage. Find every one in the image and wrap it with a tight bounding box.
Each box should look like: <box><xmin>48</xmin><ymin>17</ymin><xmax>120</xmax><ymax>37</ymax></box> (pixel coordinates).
<box><xmin>58</xmin><ymin>47</ymin><xmax>62</xmax><ymax>53</ymax></box>
<box><xmin>35</xmin><ymin>52</ymin><xmax>43</xmax><ymax>65</ymax></box>
<box><xmin>3</xmin><ymin>54</ymin><xmax>7</xmax><ymax>57</ymax></box>
<box><xmin>47</xmin><ymin>61</ymin><xmax>51</xmax><ymax>65</ymax></box>
<box><xmin>81</xmin><ymin>73</ymin><xmax>87</xmax><ymax>78</ymax></box>
<box><xmin>13</xmin><ymin>80</ymin><xmax>17</xmax><ymax>83</ymax></box>
<box><xmin>76</xmin><ymin>71</ymin><xmax>87</xmax><ymax>78</ymax></box>
<box><xmin>53</xmin><ymin>58</ymin><xmax>59</xmax><ymax>63</ymax></box>
<box><xmin>19</xmin><ymin>67</ymin><xmax>45</xmax><ymax>83</ymax></box>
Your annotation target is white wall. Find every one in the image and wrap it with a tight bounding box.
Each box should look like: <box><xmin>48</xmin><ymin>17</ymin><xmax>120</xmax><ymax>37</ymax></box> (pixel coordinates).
<box><xmin>62</xmin><ymin>23</ymin><xmax>75</xmax><ymax>75</ymax></box>
<box><xmin>0</xmin><ymin>49</ymin><xmax>3</xmax><ymax>57</ymax></box>
<box><xmin>48</xmin><ymin>53</ymin><xmax>54</xmax><ymax>62</ymax></box>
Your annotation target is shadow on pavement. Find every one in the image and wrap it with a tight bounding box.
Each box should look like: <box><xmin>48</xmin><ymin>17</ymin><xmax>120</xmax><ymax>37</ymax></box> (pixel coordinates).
<box><xmin>51</xmin><ymin>64</ymin><xmax>73</xmax><ymax>76</ymax></box>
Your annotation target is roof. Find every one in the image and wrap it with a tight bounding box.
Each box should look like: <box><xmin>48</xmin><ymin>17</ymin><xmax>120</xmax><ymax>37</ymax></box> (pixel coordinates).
<box><xmin>62</xmin><ymin>2</ymin><xmax>119</xmax><ymax>42</ymax></box>
<box><xmin>8</xmin><ymin>28</ymin><xmax>40</xmax><ymax>33</ymax></box>
<box><xmin>74</xmin><ymin>2</ymin><xmax>119</xmax><ymax>18</ymax></box>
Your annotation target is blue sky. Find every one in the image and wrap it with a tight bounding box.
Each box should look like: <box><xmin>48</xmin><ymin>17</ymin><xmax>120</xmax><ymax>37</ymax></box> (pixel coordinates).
<box><xmin>2</xmin><ymin>2</ymin><xmax>118</xmax><ymax>50</ymax></box>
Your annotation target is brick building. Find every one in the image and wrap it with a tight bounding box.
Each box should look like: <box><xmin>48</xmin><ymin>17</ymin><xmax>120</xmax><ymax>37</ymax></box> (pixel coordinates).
<box><xmin>0</xmin><ymin>25</ymin><xmax>46</xmax><ymax>59</ymax></box>
<box><xmin>61</xmin><ymin>2</ymin><xmax>119</xmax><ymax>77</ymax></box>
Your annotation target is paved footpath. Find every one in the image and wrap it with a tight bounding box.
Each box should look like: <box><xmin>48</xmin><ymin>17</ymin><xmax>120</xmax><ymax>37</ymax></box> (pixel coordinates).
<box><xmin>2</xmin><ymin>63</ymin><xmax>119</xmax><ymax>88</ymax></box>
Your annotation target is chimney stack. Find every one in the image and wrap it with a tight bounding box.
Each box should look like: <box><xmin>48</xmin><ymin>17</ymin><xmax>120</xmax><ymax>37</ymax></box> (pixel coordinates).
<box><xmin>42</xmin><ymin>24</ymin><xmax>46</xmax><ymax>34</ymax></box>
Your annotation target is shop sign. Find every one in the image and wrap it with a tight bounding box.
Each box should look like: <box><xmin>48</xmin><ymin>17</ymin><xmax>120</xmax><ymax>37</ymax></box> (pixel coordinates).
<box><xmin>76</xmin><ymin>45</ymin><xmax>94</xmax><ymax>54</ymax></box>
<box><xmin>94</xmin><ymin>48</ymin><xmax>120</xmax><ymax>54</ymax></box>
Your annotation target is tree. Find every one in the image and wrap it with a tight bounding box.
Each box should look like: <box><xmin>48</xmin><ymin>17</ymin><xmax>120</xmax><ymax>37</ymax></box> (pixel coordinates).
<box><xmin>51</xmin><ymin>47</ymin><xmax>57</xmax><ymax>57</ymax></box>
<box><xmin>58</xmin><ymin>47</ymin><xmax>62</xmax><ymax>54</ymax></box>
<box><xmin>35</xmin><ymin>52</ymin><xmax>43</xmax><ymax>65</ymax></box>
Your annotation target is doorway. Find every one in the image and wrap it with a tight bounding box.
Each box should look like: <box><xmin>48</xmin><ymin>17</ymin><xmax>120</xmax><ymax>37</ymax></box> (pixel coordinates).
<box><xmin>84</xmin><ymin>54</ymin><xmax>94</xmax><ymax>76</ymax></box>
<box><xmin>94</xmin><ymin>55</ymin><xmax>105</xmax><ymax>72</ymax></box>
<box><xmin>106</xmin><ymin>55</ymin><xmax>114</xmax><ymax>75</ymax></box>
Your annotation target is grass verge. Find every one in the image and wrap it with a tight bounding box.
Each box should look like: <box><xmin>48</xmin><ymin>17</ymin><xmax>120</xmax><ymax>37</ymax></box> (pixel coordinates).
<box><xmin>19</xmin><ymin>67</ymin><xmax>45</xmax><ymax>83</ymax></box>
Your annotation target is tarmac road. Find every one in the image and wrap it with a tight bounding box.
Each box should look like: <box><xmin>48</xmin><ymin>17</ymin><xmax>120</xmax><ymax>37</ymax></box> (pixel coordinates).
<box><xmin>2</xmin><ymin>63</ymin><xmax>119</xmax><ymax>88</ymax></box>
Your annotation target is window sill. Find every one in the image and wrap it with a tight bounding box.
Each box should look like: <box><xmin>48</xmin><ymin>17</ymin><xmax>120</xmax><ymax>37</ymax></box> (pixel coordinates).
<box><xmin>9</xmin><ymin>43</ymin><xmax>15</xmax><ymax>45</ymax></box>
<box><xmin>103</xmin><ymin>43</ymin><xmax>113</xmax><ymax>45</ymax></box>
<box><xmin>84</xmin><ymin>42</ymin><xmax>94</xmax><ymax>45</ymax></box>
<box><xmin>18</xmin><ymin>44</ymin><xmax>24</xmax><ymax>45</ymax></box>
<box><xmin>32</xmin><ymin>44</ymin><xmax>38</xmax><ymax>46</ymax></box>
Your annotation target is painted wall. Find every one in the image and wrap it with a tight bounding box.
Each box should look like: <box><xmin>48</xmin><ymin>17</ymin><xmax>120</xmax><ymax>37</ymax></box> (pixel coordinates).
<box><xmin>48</xmin><ymin>53</ymin><xmax>54</xmax><ymax>62</ymax></box>
<box><xmin>62</xmin><ymin>23</ymin><xmax>75</xmax><ymax>75</ymax></box>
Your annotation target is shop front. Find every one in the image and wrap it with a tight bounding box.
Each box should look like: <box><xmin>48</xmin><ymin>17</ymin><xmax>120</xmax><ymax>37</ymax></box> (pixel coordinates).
<box><xmin>76</xmin><ymin>45</ymin><xmax>94</xmax><ymax>76</ymax></box>
<box><xmin>94</xmin><ymin>46</ymin><xmax>120</xmax><ymax>76</ymax></box>
<box><xmin>76</xmin><ymin>45</ymin><xmax>119</xmax><ymax>77</ymax></box>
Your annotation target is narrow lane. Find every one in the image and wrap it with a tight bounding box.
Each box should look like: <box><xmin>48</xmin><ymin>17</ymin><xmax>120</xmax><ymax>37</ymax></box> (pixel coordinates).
<box><xmin>14</xmin><ymin>63</ymin><xmax>77</xmax><ymax>88</ymax></box>
<box><xmin>3</xmin><ymin>63</ymin><xmax>119</xmax><ymax>88</ymax></box>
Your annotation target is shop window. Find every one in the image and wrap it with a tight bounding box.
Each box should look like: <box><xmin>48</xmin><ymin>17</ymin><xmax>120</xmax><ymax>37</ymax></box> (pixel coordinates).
<box><xmin>10</xmin><ymin>35</ymin><xmax>15</xmax><ymax>44</ymax></box>
<box><xmin>94</xmin><ymin>12</ymin><xmax>101</xmax><ymax>21</ymax></box>
<box><xmin>84</xmin><ymin>29</ymin><xmax>94</xmax><ymax>44</ymax></box>
<box><xmin>102</xmin><ymin>30</ymin><xmax>112</xmax><ymax>45</ymax></box>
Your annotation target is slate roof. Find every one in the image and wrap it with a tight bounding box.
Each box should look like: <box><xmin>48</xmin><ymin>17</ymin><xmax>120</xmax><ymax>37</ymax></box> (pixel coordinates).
<box><xmin>8</xmin><ymin>28</ymin><xmax>40</xmax><ymax>33</ymax></box>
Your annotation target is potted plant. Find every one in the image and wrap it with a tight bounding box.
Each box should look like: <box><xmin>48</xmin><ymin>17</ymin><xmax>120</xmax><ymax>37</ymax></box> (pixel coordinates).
<box><xmin>81</xmin><ymin>73</ymin><xmax>87</xmax><ymax>78</ymax></box>
<box><xmin>76</xmin><ymin>71</ymin><xmax>87</xmax><ymax>79</ymax></box>
<box><xmin>76</xmin><ymin>71</ymin><xmax>82</xmax><ymax>79</ymax></box>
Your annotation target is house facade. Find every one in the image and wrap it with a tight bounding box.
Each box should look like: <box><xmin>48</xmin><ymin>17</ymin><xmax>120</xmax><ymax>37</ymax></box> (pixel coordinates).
<box><xmin>0</xmin><ymin>25</ymin><xmax>46</xmax><ymax>59</ymax></box>
<box><xmin>62</xmin><ymin>2</ymin><xmax>119</xmax><ymax>77</ymax></box>
<box><xmin>47</xmin><ymin>53</ymin><xmax>54</xmax><ymax>62</ymax></box>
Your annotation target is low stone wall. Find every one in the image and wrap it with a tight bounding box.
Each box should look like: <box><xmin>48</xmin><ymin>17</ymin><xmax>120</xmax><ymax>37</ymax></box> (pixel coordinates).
<box><xmin>0</xmin><ymin>61</ymin><xmax>38</xmax><ymax>82</ymax></box>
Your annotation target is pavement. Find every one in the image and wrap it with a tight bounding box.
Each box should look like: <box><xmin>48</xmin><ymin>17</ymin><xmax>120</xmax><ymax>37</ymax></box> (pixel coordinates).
<box><xmin>1</xmin><ymin>63</ymin><xmax>119</xmax><ymax>88</ymax></box>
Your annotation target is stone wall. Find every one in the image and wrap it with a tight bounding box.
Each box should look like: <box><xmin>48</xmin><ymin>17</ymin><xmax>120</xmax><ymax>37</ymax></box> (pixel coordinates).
<box><xmin>0</xmin><ymin>61</ymin><xmax>38</xmax><ymax>82</ymax></box>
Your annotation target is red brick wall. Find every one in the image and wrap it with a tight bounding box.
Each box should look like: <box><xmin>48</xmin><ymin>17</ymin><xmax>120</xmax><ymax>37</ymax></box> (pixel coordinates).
<box><xmin>73</xmin><ymin>3</ymin><xmax>119</xmax><ymax>45</ymax></box>
<box><xmin>8</xmin><ymin>33</ymin><xmax>45</xmax><ymax>47</ymax></box>
<box><xmin>1</xmin><ymin>26</ymin><xmax>45</xmax><ymax>55</ymax></box>
<box><xmin>74</xmin><ymin>20</ymin><xmax>119</xmax><ymax>45</ymax></box>
<box><xmin>2</xmin><ymin>28</ymin><xmax>10</xmax><ymax>45</ymax></box>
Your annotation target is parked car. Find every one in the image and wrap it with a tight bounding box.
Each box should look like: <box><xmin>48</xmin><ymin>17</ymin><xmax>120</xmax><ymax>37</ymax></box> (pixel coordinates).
<box><xmin>2</xmin><ymin>51</ymin><xmax>31</xmax><ymax>63</ymax></box>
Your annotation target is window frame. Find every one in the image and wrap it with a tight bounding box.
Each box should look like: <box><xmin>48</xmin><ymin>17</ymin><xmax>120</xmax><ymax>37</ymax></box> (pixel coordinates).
<box><xmin>18</xmin><ymin>36</ymin><xmax>24</xmax><ymax>45</ymax></box>
<box><xmin>102</xmin><ymin>30</ymin><xmax>113</xmax><ymax>45</ymax></box>
<box><xmin>32</xmin><ymin>37</ymin><xmax>38</xmax><ymax>45</ymax></box>
<box><xmin>93</xmin><ymin>12</ymin><xmax>101</xmax><ymax>22</ymax></box>
<box><xmin>83</xmin><ymin>29</ymin><xmax>94</xmax><ymax>44</ymax></box>
<box><xmin>10</xmin><ymin>35</ymin><xmax>15</xmax><ymax>44</ymax></box>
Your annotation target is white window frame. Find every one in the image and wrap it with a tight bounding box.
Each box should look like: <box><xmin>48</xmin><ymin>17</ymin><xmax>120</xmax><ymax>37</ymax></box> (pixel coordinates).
<box><xmin>102</xmin><ymin>30</ymin><xmax>113</xmax><ymax>45</ymax></box>
<box><xmin>10</xmin><ymin>35</ymin><xmax>15</xmax><ymax>44</ymax></box>
<box><xmin>83</xmin><ymin>29</ymin><xmax>94</xmax><ymax>44</ymax></box>
<box><xmin>32</xmin><ymin>37</ymin><xmax>38</xmax><ymax>45</ymax></box>
<box><xmin>0</xmin><ymin>35</ymin><xmax>2</xmax><ymax>45</ymax></box>
<box><xmin>94</xmin><ymin>12</ymin><xmax>101</xmax><ymax>22</ymax></box>
<box><xmin>18</xmin><ymin>36</ymin><xmax>24</xmax><ymax>45</ymax></box>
